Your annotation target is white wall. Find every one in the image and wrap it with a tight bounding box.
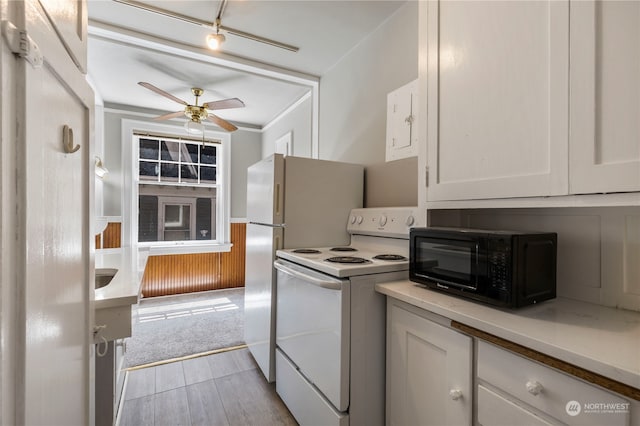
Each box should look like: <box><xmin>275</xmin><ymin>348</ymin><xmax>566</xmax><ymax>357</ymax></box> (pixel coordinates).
<box><xmin>230</xmin><ymin>130</ymin><xmax>262</xmax><ymax>217</ymax></box>
<box><xmin>430</xmin><ymin>207</ymin><xmax>640</xmax><ymax>312</ymax></box>
<box><xmin>318</xmin><ymin>1</ymin><xmax>418</xmax><ymax>165</ymax></box>
<box><xmin>101</xmin><ymin>106</ymin><xmax>261</xmax><ymax>218</ymax></box>
<box><xmin>261</xmin><ymin>93</ymin><xmax>313</xmax><ymax>159</ymax></box>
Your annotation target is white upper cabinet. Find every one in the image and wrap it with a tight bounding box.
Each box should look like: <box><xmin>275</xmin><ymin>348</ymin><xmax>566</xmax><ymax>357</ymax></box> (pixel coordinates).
<box><xmin>425</xmin><ymin>1</ymin><xmax>569</xmax><ymax>201</ymax></box>
<box><xmin>386</xmin><ymin>79</ymin><xmax>419</xmax><ymax>162</ymax></box>
<box><xmin>38</xmin><ymin>0</ymin><xmax>88</xmax><ymax>72</ymax></box>
<box><xmin>570</xmin><ymin>1</ymin><xmax>640</xmax><ymax>194</ymax></box>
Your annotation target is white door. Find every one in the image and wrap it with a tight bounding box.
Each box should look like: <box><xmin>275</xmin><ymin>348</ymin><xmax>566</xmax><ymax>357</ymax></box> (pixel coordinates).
<box><xmin>425</xmin><ymin>0</ymin><xmax>569</xmax><ymax>201</ymax></box>
<box><xmin>7</xmin><ymin>1</ymin><xmax>94</xmax><ymax>424</ymax></box>
<box><xmin>387</xmin><ymin>300</ymin><xmax>472</xmax><ymax>426</ymax></box>
<box><xmin>570</xmin><ymin>1</ymin><xmax>640</xmax><ymax>194</ymax></box>
<box><xmin>38</xmin><ymin>0</ymin><xmax>88</xmax><ymax>72</ymax></box>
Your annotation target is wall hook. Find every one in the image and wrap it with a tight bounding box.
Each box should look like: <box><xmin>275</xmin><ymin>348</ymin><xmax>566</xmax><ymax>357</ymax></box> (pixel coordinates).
<box><xmin>62</xmin><ymin>125</ymin><xmax>80</xmax><ymax>153</ymax></box>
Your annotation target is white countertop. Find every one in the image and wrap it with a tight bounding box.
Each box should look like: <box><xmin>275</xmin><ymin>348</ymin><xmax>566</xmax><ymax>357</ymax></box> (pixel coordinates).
<box><xmin>376</xmin><ymin>280</ymin><xmax>640</xmax><ymax>391</ymax></box>
<box><xmin>95</xmin><ymin>247</ymin><xmax>149</xmax><ymax>309</ymax></box>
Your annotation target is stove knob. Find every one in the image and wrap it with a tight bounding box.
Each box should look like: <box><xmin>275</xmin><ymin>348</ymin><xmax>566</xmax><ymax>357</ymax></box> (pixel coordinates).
<box><xmin>406</xmin><ymin>215</ymin><xmax>415</xmax><ymax>227</ymax></box>
<box><xmin>379</xmin><ymin>214</ymin><xmax>388</xmax><ymax>226</ymax></box>
<box><xmin>357</xmin><ymin>215</ymin><xmax>363</xmax><ymax>224</ymax></box>
<box><xmin>350</xmin><ymin>215</ymin><xmax>357</xmax><ymax>224</ymax></box>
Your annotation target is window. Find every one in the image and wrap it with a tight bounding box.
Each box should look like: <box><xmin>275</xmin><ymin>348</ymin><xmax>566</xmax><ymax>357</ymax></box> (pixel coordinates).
<box><xmin>133</xmin><ymin>132</ymin><xmax>226</xmax><ymax>249</ymax></box>
<box><xmin>121</xmin><ymin>119</ymin><xmax>230</xmax><ymax>254</ymax></box>
<box><xmin>137</xmin><ymin>137</ymin><xmax>218</xmax><ymax>185</ymax></box>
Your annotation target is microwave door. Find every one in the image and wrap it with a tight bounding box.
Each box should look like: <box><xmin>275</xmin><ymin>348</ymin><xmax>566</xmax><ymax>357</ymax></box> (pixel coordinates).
<box><xmin>416</xmin><ymin>238</ymin><xmax>479</xmax><ymax>291</ymax></box>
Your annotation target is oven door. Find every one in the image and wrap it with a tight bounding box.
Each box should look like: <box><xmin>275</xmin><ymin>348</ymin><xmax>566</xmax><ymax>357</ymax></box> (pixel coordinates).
<box><xmin>274</xmin><ymin>259</ymin><xmax>350</xmax><ymax>412</ymax></box>
<box><xmin>411</xmin><ymin>235</ymin><xmax>484</xmax><ymax>291</ymax></box>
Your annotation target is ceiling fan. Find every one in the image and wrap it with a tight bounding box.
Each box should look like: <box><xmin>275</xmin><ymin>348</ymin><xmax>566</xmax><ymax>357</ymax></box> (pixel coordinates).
<box><xmin>138</xmin><ymin>82</ymin><xmax>245</xmax><ymax>133</ymax></box>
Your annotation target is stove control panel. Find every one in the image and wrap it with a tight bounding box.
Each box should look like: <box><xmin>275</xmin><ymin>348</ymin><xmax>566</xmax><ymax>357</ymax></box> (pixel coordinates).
<box><xmin>347</xmin><ymin>207</ymin><xmax>423</xmax><ymax>238</ymax></box>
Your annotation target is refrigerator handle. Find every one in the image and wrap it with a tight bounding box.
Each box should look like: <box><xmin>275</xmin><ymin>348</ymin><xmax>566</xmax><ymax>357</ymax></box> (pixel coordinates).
<box><xmin>274</xmin><ymin>233</ymin><xmax>282</xmax><ymax>251</ymax></box>
<box><xmin>275</xmin><ymin>183</ymin><xmax>281</xmax><ymax>216</ymax></box>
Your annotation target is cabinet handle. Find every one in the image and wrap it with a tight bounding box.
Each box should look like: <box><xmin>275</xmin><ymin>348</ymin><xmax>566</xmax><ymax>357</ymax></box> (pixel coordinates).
<box><xmin>449</xmin><ymin>389</ymin><xmax>463</xmax><ymax>401</ymax></box>
<box><xmin>526</xmin><ymin>380</ymin><xmax>543</xmax><ymax>396</ymax></box>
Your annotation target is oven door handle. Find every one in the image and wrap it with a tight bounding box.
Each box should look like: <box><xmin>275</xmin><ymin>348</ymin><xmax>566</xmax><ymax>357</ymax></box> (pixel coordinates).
<box><xmin>274</xmin><ymin>260</ymin><xmax>343</xmax><ymax>290</ymax></box>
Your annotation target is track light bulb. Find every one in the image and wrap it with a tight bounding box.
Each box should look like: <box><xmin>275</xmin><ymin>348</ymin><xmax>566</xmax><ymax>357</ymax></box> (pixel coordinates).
<box><xmin>206</xmin><ymin>33</ymin><xmax>226</xmax><ymax>50</ymax></box>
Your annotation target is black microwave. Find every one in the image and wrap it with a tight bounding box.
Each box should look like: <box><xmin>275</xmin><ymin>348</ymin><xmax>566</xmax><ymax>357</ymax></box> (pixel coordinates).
<box><xmin>409</xmin><ymin>227</ymin><xmax>557</xmax><ymax>308</ymax></box>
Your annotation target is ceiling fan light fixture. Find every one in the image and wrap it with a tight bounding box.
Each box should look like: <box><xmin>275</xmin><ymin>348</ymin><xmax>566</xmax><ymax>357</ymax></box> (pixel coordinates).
<box><xmin>185</xmin><ymin>119</ymin><xmax>205</xmax><ymax>135</ymax></box>
<box><xmin>206</xmin><ymin>32</ymin><xmax>226</xmax><ymax>50</ymax></box>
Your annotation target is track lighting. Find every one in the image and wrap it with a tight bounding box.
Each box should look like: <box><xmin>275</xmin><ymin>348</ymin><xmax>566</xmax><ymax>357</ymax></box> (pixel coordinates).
<box><xmin>207</xmin><ymin>18</ymin><xmax>226</xmax><ymax>50</ymax></box>
<box><xmin>206</xmin><ymin>32</ymin><xmax>225</xmax><ymax>50</ymax></box>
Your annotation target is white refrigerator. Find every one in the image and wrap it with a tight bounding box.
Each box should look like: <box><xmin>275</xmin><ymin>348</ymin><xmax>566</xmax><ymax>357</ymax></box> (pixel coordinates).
<box><xmin>244</xmin><ymin>154</ymin><xmax>364</xmax><ymax>382</ymax></box>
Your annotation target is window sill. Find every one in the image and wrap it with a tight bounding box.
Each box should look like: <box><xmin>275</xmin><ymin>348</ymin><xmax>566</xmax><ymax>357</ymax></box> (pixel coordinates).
<box><xmin>141</xmin><ymin>242</ymin><xmax>233</xmax><ymax>256</ymax></box>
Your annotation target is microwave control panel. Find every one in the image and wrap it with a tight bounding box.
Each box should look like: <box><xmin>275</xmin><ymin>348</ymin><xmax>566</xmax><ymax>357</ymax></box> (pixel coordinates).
<box><xmin>487</xmin><ymin>237</ymin><xmax>511</xmax><ymax>292</ymax></box>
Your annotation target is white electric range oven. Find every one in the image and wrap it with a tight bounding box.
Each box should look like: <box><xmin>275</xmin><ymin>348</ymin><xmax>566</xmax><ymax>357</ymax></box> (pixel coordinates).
<box><xmin>274</xmin><ymin>207</ymin><xmax>421</xmax><ymax>426</ymax></box>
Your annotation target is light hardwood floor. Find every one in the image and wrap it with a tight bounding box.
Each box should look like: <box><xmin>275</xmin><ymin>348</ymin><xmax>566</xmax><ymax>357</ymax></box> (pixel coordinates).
<box><xmin>118</xmin><ymin>348</ymin><xmax>297</xmax><ymax>426</ymax></box>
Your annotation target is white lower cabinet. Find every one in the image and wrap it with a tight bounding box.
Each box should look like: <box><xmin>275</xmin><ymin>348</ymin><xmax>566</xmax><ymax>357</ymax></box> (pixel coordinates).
<box><xmin>95</xmin><ymin>339</ymin><xmax>128</xmax><ymax>426</ymax></box>
<box><xmin>477</xmin><ymin>384</ymin><xmax>554</xmax><ymax>426</ymax></box>
<box><xmin>386</xmin><ymin>299</ymin><xmax>635</xmax><ymax>426</ymax></box>
<box><xmin>477</xmin><ymin>341</ymin><xmax>631</xmax><ymax>426</ymax></box>
<box><xmin>386</xmin><ymin>299</ymin><xmax>473</xmax><ymax>425</ymax></box>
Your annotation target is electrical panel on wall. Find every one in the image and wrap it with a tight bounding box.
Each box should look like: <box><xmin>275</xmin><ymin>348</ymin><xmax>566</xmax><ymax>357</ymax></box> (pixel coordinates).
<box><xmin>386</xmin><ymin>79</ymin><xmax>419</xmax><ymax>162</ymax></box>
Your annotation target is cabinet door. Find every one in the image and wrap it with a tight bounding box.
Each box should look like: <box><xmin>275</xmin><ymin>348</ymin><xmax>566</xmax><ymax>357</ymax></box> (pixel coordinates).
<box><xmin>38</xmin><ymin>0</ymin><xmax>88</xmax><ymax>72</ymax></box>
<box><xmin>387</xmin><ymin>301</ymin><xmax>472</xmax><ymax>426</ymax></box>
<box><xmin>570</xmin><ymin>1</ymin><xmax>640</xmax><ymax>194</ymax></box>
<box><xmin>426</xmin><ymin>1</ymin><xmax>569</xmax><ymax>201</ymax></box>
<box><xmin>386</xmin><ymin>79</ymin><xmax>419</xmax><ymax>162</ymax></box>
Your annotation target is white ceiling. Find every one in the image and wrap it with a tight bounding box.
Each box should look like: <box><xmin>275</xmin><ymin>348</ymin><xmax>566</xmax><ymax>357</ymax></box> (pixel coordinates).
<box><xmin>88</xmin><ymin>0</ymin><xmax>407</xmax><ymax>129</ymax></box>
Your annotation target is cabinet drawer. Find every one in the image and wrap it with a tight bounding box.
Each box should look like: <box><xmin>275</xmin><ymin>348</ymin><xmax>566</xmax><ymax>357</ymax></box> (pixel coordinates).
<box><xmin>477</xmin><ymin>341</ymin><xmax>630</xmax><ymax>426</ymax></box>
<box><xmin>478</xmin><ymin>384</ymin><xmax>553</xmax><ymax>426</ymax></box>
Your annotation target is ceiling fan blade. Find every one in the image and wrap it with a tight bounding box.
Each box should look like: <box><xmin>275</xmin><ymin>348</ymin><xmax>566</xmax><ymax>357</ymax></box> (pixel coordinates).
<box><xmin>207</xmin><ymin>114</ymin><xmax>238</xmax><ymax>132</ymax></box>
<box><xmin>153</xmin><ymin>111</ymin><xmax>185</xmax><ymax>121</ymax></box>
<box><xmin>138</xmin><ymin>82</ymin><xmax>188</xmax><ymax>106</ymax></box>
<box><xmin>203</xmin><ymin>98</ymin><xmax>245</xmax><ymax>111</ymax></box>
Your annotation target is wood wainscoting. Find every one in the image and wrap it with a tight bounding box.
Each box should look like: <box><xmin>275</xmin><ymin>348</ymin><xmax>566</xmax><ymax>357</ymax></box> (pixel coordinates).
<box><xmin>95</xmin><ymin>222</ymin><xmax>122</xmax><ymax>249</ymax></box>
<box><xmin>140</xmin><ymin>222</ymin><xmax>246</xmax><ymax>298</ymax></box>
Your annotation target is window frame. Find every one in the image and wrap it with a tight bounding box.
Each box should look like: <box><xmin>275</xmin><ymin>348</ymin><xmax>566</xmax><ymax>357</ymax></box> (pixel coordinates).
<box><xmin>158</xmin><ymin>196</ymin><xmax>197</xmax><ymax>241</ymax></box>
<box><xmin>122</xmin><ymin>119</ymin><xmax>231</xmax><ymax>254</ymax></box>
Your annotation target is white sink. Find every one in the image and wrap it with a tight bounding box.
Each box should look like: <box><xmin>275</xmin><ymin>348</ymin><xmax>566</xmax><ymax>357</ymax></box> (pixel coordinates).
<box><xmin>95</xmin><ymin>216</ymin><xmax>109</xmax><ymax>235</ymax></box>
<box><xmin>95</xmin><ymin>268</ymin><xmax>117</xmax><ymax>289</ymax></box>
<box><xmin>94</xmin><ymin>248</ymin><xmax>147</xmax><ymax>342</ymax></box>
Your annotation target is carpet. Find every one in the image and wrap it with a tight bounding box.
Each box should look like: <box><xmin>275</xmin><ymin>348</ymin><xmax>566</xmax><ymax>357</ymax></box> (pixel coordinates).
<box><xmin>123</xmin><ymin>287</ymin><xmax>245</xmax><ymax>368</ymax></box>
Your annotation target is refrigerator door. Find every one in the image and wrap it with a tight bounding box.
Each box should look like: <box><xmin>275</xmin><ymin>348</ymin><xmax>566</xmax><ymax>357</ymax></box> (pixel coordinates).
<box><xmin>244</xmin><ymin>223</ymin><xmax>283</xmax><ymax>382</ymax></box>
<box><xmin>282</xmin><ymin>156</ymin><xmax>364</xmax><ymax>248</ymax></box>
<box><xmin>246</xmin><ymin>154</ymin><xmax>285</xmax><ymax>225</ymax></box>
